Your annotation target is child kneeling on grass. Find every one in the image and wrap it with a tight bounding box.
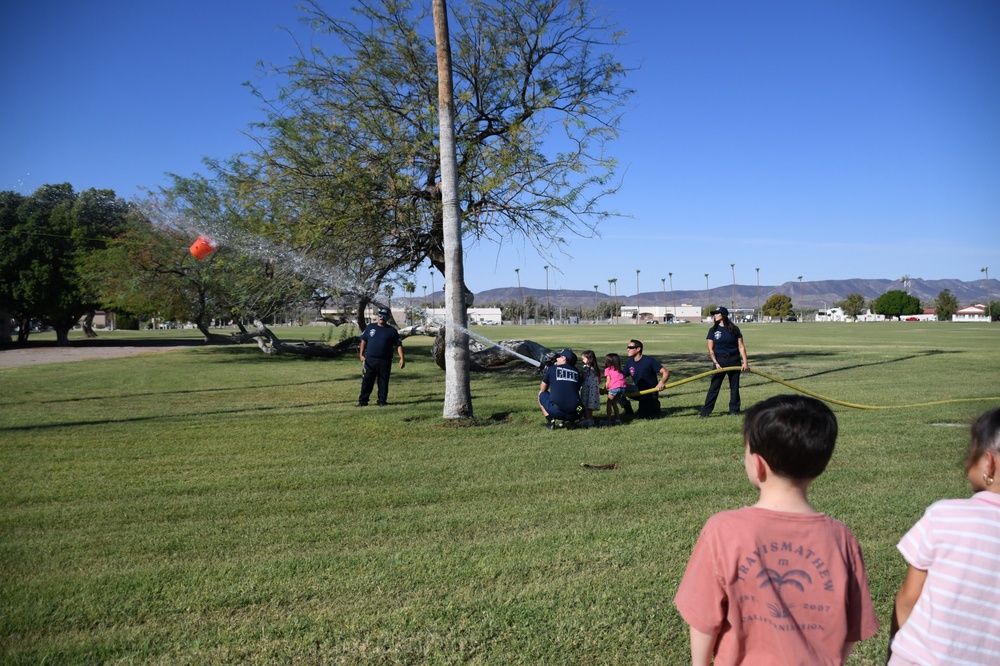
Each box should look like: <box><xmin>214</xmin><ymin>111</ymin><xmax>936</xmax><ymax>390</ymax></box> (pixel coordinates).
<box><xmin>674</xmin><ymin>394</ymin><xmax>879</xmax><ymax>665</ymax></box>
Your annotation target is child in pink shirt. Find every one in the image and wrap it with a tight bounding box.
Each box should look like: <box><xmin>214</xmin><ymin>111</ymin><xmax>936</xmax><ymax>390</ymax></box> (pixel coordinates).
<box><xmin>674</xmin><ymin>395</ymin><xmax>879</xmax><ymax>665</ymax></box>
<box><xmin>888</xmin><ymin>407</ymin><xmax>1000</xmax><ymax>665</ymax></box>
<box><xmin>603</xmin><ymin>353</ymin><xmax>626</xmax><ymax>426</ymax></box>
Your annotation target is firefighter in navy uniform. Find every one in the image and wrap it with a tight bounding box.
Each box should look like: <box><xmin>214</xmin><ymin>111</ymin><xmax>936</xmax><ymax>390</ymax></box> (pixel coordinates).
<box><xmin>357</xmin><ymin>308</ymin><xmax>405</xmax><ymax>407</ymax></box>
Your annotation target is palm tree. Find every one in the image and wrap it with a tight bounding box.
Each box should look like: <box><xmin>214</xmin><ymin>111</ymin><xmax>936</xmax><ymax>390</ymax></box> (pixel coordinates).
<box><xmin>433</xmin><ymin>0</ymin><xmax>472</xmax><ymax>417</ymax></box>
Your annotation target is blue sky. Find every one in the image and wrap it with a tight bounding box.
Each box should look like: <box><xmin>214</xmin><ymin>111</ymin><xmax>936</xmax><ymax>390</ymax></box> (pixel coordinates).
<box><xmin>2</xmin><ymin>0</ymin><xmax>997</xmax><ymax>295</ymax></box>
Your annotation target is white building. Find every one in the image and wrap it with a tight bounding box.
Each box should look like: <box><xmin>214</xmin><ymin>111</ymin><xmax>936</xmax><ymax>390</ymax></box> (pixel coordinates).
<box><xmin>619</xmin><ymin>304</ymin><xmax>702</xmax><ymax>323</ymax></box>
<box><xmin>815</xmin><ymin>307</ymin><xmax>887</xmax><ymax>322</ymax></box>
<box><xmin>421</xmin><ymin>307</ymin><xmax>503</xmax><ymax>325</ymax></box>
<box><xmin>954</xmin><ymin>304</ymin><xmax>989</xmax><ymax>322</ymax></box>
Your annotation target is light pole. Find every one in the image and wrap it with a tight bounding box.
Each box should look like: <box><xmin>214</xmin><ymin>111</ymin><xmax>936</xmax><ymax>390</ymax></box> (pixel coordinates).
<box><xmin>430</xmin><ymin>269</ymin><xmax>436</xmax><ymax>311</ymax></box>
<box><xmin>669</xmin><ymin>272</ymin><xmax>675</xmax><ymax>319</ymax></box>
<box><xmin>755</xmin><ymin>267</ymin><xmax>760</xmax><ymax>322</ymax></box>
<box><xmin>544</xmin><ymin>265</ymin><xmax>551</xmax><ymax>325</ymax></box>
<box><xmin>705</xmin><ymin>273</ymin><xmax>710</xmax><ymax>313</ymax></box>
<box><xmin>610</xmin><ymin>278</ymin><xmax>617</xmax><ymax>324</ymax></box>
<box><xmin>515</xmin><ymin>268</ymin><xmax>522</xmax><ymax>325</ymax></box>
<box><xmin>423</xmin><ymin>285</ymin><xmax>427</xmax><ymax>308</ymax></box>
<box><xmin>983</xmin><ymin>267</ymin><xmax>991</xmax><ymax>320</ymax></box>
<box><xmin>607</xmin><ymin>279</ymin><xmax>613</xmax><ymax>324</ymax></box>
<box><xmin>636</xmin><ymin>269</ymin><xmax>641</xmax><ymax>324</ymax></box>
<box><xmin>730</xmin><ymin>263</ymin><xmax>736</xmax><ymax>310</ymax></box>
<box><xmin>594</xmin><ymin>284</ymin><xmax>599</xmax><ymax>324</ymax></box>
<box><xmin>797</xmin><ymin>275</ymin><xmax>803</xmax><ymax>320</ymax></box>
<box><xmin>661</xmin><ymin>277</ymin><xmax>666</xmax><ymax>322</ymax></box>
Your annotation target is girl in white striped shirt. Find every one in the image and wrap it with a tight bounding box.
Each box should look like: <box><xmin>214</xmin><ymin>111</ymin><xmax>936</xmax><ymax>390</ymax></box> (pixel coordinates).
<box><xmin>888</xmin><ymin>407</ymin><xmax>1000</xmax><ymax>665</ymax></box>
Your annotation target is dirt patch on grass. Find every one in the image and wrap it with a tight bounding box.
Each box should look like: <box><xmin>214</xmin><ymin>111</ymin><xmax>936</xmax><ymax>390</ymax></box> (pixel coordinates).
<box><xmin>0</xmin><ymin>340</ymin><xmax>205</xmax><ymax>368</ymax></box>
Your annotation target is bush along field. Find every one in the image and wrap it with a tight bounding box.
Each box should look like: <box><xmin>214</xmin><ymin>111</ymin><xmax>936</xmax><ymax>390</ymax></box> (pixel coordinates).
<box><xmin>1</xmin><ymin>322</ymin><xmax>998</xmax><ymax>664</ymax></box>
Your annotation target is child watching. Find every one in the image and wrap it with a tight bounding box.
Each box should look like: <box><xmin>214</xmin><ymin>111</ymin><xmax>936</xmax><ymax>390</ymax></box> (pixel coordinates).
<box><xmin>578</xmin><ymin>350</ymin><xmax>601</xmax><ymax>427</ymax></box>
<box><xmin>674</xmin><ymin>394</ymin><xmax>879</xmax><ymax>665</ymax></box>
<box><xmin>603</xmin><ymin>353</ymin><xmax>626</xmax><ymax>426</ymax></box>
<box><xmin>888</xmin><ymin>406</ymin><xmax>1000</xmax><ymax>665</ymax></box>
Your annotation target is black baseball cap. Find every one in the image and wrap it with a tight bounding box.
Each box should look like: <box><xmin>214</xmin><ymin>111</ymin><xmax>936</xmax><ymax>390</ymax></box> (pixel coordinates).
<box><xmin>710</xmin><ymin>306</ymin><xmax>729</xmax><ymax>317</ymax></box>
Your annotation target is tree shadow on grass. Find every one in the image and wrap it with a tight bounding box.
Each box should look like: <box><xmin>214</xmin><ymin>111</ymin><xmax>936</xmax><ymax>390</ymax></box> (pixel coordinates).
<box><xmin>0</xmin><ymin>400</ymin><xmax>335</xmax><ymax>434</ymax></box>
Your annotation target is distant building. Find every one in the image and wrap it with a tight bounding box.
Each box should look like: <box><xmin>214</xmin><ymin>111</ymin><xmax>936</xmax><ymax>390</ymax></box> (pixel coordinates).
<box><xmin>421</xmin><ymin>307</ymin><xmax>503</xmax><ymax>325</ymax></box>
<box><xmin>954</xmin><ymin>304</ymin><xmax>989</xmax><ymax>322</ymax></box>
<box><xmin>619</xmin><ymin>304</ymin><xmax>702</xmax><ymax>323</ymax></box>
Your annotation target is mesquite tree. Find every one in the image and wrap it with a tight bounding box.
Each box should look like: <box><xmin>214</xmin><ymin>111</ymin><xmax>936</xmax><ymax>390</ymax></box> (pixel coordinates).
<box><xmin>224</xmin><ymin>0</ymin><xmax>632</xmax><ymax>314</ymax></box>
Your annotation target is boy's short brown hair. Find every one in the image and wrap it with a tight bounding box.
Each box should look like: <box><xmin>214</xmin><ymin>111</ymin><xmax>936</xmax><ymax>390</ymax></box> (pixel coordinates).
<box><xmin>743</xmin><ymin>394</ymin><xmax>837</xmax><ymax>480</ymax></box>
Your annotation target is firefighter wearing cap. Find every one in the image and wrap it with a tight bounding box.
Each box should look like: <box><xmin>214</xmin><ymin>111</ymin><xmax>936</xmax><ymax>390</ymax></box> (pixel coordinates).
<box><xmin>700</xmin><ymin>306</ymin><xmax>749</xmax><ymax>417</ymax></box>
<box><xmin>357</xmin><ymin>308</ymin><xmax>405</xmax><ymax>407</ymax></box>
<box><xmin>538</xmin><ymin>349</ymin><xmax>582</xmax><ymax>427</ymax></box>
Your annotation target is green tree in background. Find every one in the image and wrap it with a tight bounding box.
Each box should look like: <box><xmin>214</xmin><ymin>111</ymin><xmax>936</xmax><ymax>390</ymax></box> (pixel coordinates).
<box><xmin>933</xmin><ymin>289</ymin><xmax>959</xmax><ymax>321</ymax></box>
<box><xmin>836</xmin><ymin>293</ymin><xmax>867</xmax><ymax>321</ymax></box>
<box><xmin>872</xmin><ymin>289</ymin><xmax>922</xmax><ymax>320</ymax></box>
<box><xmin>762</xmin><ymin>294</ymin><xmax>792</xmax><ymax>321</ymax></box>
<box><xmin>0</xmin><ymin>184</ymin><xmax>131</xmax><ymax>343</ymax></box>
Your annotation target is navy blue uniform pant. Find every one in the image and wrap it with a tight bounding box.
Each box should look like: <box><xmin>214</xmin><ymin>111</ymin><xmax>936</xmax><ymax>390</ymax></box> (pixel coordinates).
<box><xmin>359</xmin><ymin>358</ymin><xmax>392</xmax><ymax>405</ymax></box>
<box><xmin>701</xmin><ymin>351</ymin><xmax>742</xmax><ymax>415</ymax></box>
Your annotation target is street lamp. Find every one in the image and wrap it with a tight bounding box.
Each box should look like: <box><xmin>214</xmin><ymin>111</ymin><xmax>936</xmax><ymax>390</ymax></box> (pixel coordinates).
<box><xmin>636</xmin><ymin>269</ymin><xmax>641</xmax><ymax>324</ymax></box>
<box><xmin>669</xmin><ymin>272</ymin><xmax>675</xmax><ymax>319</ymax></box>
<box><xmin>594</xmin><ymin>284</ymin><xmax>599</xmax><ymax>324</ymax></box>
<box><xmin>730</xmin><ymin>263</ymin><xmax>736</xmax><ymax>310</ymax></box>
<box><xmin>515</xmin><ymin>268</ymin><xmax>522</xmax><ymax>325</ymax></box>
<box><xmin>755</xmin><ymin>268</ymin><xmax>760</xmax><ymax>322</ymax></box>
<box><xmin>423</xmin><ymin>285</ymin><xmax>427</xmax><ymax>308</ymax></box>
<box><xmin>544</xmin><ymin>265</ymin><xmax>550</xmax><ymax>325</ymax></box>
<box><xmin>705</xmin><ymin>273</ymin><xmax>710</xmax><ymax>311</ymax></box>
<box><xmin>430</xmin><ymin>268</ymin><xmax>436</xmax><ymax>311</ymax></box>
<box><xmin>661</xmin><ymin>277</ymin><xmax>666</xmax><ymax>322</ymax></box>
<box><xmin>983</xmin><ymin>267</ymin><xmax>991</xmax><ymax>320</ymax></box>
<box><xmin>609</xmin><ymin>278</ymin><xmax>617</xmax><ymax>324</ymax></box>
<box><xmin>797</xmin><ymin>275</ymin><xmax>803</xmax><ymax>320</ymax></box>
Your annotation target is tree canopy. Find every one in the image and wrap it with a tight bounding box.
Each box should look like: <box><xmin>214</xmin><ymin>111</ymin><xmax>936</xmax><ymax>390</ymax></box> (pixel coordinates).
<box><xmin>836</xmin><ymin>293</ymin><xmax>867</xmax><ymax>321</ymax></box>
<box><xmin>219</xmin><ymin>0</ymin><xmax>632</xmax><ymax>316</ymax></box>
<box><xmin>0</xmin><ymin>184</ymin><xmax>131</xmax><ymax>342</ymax></box>
<box><xmin>762</xmin><ymin>294</ymin><xmax>792</xmax><ymax>321</ymax></box>
<box><xmin>872</xmin><ymin>289</ymin><xmax>921</xmax><ymax>320</ymax></box>
<box><xmin>933</xmin><ymin>289</ymin><xmax>958</xmax><ymax>321</ymax></box>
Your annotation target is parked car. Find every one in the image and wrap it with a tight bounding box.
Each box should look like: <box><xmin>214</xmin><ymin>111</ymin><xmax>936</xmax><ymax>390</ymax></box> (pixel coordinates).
<box><xmin>645</xmin><ymin>320</ymin><xmax>659</xmax><ymax>324</ymax></box>
<box><xmin>786</xmin><ymin>315</ymin><xmax>797</xmax><ymax>322</ymax></box>
<box><xmin>905</xmin><ymin>317</ymin><xmax>919</xmax><ymax>321</ymax></box>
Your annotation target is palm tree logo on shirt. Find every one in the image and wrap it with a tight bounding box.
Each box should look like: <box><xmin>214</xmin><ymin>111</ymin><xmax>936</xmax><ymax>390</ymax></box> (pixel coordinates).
<box><xmin>757</xmin><ymin>568</ymin><xmax>812</xmax><ymax>592</ymax></box>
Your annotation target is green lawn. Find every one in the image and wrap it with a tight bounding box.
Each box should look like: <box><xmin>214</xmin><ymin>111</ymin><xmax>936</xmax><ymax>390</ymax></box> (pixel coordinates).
<box><xmin>2</xmin><ymin>322</ymin><xmax>998</xmax><ymax>664</ymax></box>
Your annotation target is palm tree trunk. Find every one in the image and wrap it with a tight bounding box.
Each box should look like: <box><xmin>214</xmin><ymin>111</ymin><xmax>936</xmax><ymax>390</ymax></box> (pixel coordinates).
<box><xmin>433</xmin><ymin>0</ymin><xmax>473</xmax><ymax>418</ymax></box>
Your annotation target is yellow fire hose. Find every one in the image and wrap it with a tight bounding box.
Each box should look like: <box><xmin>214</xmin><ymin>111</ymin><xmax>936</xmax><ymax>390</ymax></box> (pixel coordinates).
<box><xmin>624</xmin><ymin>366</ymin><xmax>999</xmax><ymax>410</ymax></box>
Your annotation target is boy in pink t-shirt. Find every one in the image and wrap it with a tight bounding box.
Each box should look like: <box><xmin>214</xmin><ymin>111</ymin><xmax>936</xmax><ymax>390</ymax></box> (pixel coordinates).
<box><xmin>674</xmin><ymin>395</ymin><xmax>879</xmax><ymax>665</ymax></box>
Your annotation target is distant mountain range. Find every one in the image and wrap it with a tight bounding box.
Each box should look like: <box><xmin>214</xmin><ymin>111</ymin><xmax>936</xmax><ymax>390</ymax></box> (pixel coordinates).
<box><xmin>443</xmin><ymin>277</ymin><xmax>996</xmax><ymax>310</ymax></box>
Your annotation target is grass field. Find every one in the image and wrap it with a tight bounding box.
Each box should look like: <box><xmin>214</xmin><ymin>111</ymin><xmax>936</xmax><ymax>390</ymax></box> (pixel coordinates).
<box><xmin>2</xmin><ymin>322</ymin><xmax>998</xmax><ymax>664</ymax></box>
